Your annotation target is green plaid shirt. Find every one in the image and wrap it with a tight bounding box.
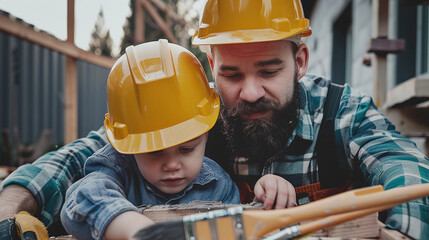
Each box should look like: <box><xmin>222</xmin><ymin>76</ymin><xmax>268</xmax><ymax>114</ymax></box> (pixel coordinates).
<box><xmin>2</xmin><ymin>74</ymin><xmax>429</xmax><ymax>239</ymax></box>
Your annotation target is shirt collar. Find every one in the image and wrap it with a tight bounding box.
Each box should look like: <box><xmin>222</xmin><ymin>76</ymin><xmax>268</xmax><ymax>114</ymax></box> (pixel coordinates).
<box><xmin>288</xmin><ymin>81</ymin><xmax>314</xmax><ymax>145</ymax></box>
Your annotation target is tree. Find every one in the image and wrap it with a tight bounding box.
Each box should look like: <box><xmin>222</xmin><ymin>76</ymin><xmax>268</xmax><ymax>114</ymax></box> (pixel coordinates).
<box><xmin>118</xmin><ymin>0</ymin><xmax>212</xmax><ymax>82</ymax></box>
<box><xmin>89</xmin><ymin>9</ymin><xmax>113</xmax><ymax>58</ymax></box>
<box><xmin>119</xmin><ymin>0</ymin><xmax>181</xmax><ymax>56</ymax></box>
<box><xmin>119</xmin><ymin>0</ymin><xmax>135</xmax><ymax>56</ymax></box>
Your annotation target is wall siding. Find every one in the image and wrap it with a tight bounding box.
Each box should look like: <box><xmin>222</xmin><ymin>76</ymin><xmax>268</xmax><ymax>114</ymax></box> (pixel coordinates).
<box><xmin>0</xmin><ymin>31</ymin><xmax>110</xmax><ymax>152</ymax></box>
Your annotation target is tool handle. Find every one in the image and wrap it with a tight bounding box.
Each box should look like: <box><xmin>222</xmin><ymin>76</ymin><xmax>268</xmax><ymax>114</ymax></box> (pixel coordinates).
<box><xmin>299</xmin><ymin>203</ymin><xmax>396</xmax><ymax>235</ymax></box>
<box><xmin>244</xmin><ymin>183</ymin><xmax>429</xmax><ymax>238</ymax></box>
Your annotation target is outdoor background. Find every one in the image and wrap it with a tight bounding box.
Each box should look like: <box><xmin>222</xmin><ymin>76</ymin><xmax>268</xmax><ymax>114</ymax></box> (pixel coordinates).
<box><xmin>0</xmin><ymin>0</ymin><xmax>428</xmax><ymax>173</ymax></box>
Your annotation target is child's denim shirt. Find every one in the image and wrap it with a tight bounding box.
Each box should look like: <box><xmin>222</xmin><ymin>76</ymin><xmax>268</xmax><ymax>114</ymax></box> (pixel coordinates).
<box><xmin>61</xmin><ymin>144</ymin><xmax>240</xmax><ymax>240</ymax></box>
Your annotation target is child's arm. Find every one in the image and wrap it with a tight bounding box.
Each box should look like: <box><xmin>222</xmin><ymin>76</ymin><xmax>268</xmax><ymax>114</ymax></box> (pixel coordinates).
<box><xmin>60</xmin><ymin>147</ymin><xmax>143</xmax><ymax>240</ymax></box>
<box><xmin>104</xmin><ymin>211</ymin><xmax>154</xmax><ymax>240</ymax></box>
<box><xmin>253</xmin><ymin>174</ymin><xmax>297</xmax><ymax>209</ymax></box>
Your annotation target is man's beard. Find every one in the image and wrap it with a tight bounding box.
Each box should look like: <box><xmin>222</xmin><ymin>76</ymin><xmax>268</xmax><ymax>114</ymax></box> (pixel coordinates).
<box><xmin>220</xmin><ymin>80</ymin><xmax>300</xmax><ymax>164</ymax></box>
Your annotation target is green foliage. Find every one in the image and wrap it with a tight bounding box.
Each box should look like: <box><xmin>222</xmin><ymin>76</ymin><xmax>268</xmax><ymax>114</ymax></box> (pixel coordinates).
<box><xmin>119</xmin><ymin>0</ymin><xmax>182</xmax><ymax>56</ymax></box>
<box><xmin>188</xmin><ymin>37</ymin><xmax>213</xmax><ymax>83</ymax></box>
<box><xmin>117</xmin><ymin>0</ymin><xmax>213</xmax><ymax>82</ymax></box>
<box><xmin>89</xmin><ymin>9</ymin><xmax>113</xmax><ymax>57</ymax></box>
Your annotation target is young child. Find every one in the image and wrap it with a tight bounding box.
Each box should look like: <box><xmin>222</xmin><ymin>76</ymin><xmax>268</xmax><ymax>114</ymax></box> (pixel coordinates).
<box><xmin>60</xmin><ymin>39</ymin><xmax>240</xmax><ymax>240</ymax></box>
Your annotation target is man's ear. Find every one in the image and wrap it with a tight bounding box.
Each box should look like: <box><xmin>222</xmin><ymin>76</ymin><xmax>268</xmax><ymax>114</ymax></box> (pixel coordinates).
<box><xmin>295</xmin><ymin>43</ymin><xmax>309</xmax><ymax>80</ymax></box>
<box><xmin>207</xmin><ymin>55</ymin><xmax>214</xmax><ymax>71</ymax></box>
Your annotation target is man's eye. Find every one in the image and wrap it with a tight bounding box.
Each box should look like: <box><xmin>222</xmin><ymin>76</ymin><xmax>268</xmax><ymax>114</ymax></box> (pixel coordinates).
<box><xmin>221</xmin><ymin>73</ymin><xmax>242</xmax><ymax>80</ymax></box>
<box><xmin>260</xmin><ymin>69</ymin><xmax>280</xmax><ymax>76</ymax></box>
<box><xmin>179</xmin><ymin>147</ymin><xmax>194</xmax><ymax>153</ymax></box>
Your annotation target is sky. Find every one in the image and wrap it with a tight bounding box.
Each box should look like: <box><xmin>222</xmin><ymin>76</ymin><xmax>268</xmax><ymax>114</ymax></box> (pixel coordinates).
<box><xmin>0</xmin><ymin>0</ymin><xmax>132</xmax><ymax>56</ymax></box>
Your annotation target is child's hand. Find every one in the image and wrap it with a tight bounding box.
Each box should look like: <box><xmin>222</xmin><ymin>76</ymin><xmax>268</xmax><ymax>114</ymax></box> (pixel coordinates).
<box><xmin>253</xmin><ymin>174</ymin><xmax>297</xmax><ymax>209</ymax></box>
<box><xmin>105</xmin><ymin>211</ymin><xmax>155</xmax><ymax>240</ymax></box>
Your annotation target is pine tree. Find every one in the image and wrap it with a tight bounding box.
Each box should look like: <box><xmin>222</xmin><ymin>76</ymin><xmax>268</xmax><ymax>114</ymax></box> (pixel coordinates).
<box><xmin>119</xmin><ymin>0</ymin><xmax>181</xmax><ymax>56</ymax></box>
<box><xmin>118</xmin><ymin>0</ymin><xmax>212</xmax><ymax>81</ymax></box>
<box><xmin>119</xmin><ymin>0</ymin><xmax>135</xmax><ymax>56</ymax></box>
<box><xmin>89</xmin><ymin>9</ymin><xmax>113</xmax><ymax>57</ymax></box>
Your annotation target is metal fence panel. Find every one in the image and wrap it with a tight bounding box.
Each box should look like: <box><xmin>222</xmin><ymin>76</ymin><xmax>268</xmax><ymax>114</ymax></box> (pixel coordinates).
<box><xmin>77</xmin><ymin>60</ymin><xmax>109</xmax><ymax>138</ymax></box>
<box><xmin>0</xmin><ymin>30</ymin><xmax>110</xmax><ymax>164</ymax></box>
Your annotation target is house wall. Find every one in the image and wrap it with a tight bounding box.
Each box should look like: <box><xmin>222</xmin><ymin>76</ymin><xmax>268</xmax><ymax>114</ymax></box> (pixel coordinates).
<box><xmin>306</xmin><ymin>0</ymin><xmax>373</xmax><ymax>96</ymax></box>
<box><xmin>305</xmin><ymin>0</ymin><xmax>428</xmax><ymax>155</ymax></box>
<box><xmin>0</xmin><ymin>31</ymin><xmax>109</xmax><ymax>151</ymax></box>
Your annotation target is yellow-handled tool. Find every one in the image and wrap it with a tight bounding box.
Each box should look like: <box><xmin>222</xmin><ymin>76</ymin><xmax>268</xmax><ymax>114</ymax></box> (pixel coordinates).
<box><xmin>135</xmin><ymin>183</ymin><xmax>429</xmax><ymax>240</ymax></box>
<box><xmin>242</xmin><ymin>184</ymin><xmax>428</xmax><ymax>238</ymax></box>
<box><xmin>263</xmin><ymin>203</ymin><xmax>398</xmax><ymax>239</ymax></box>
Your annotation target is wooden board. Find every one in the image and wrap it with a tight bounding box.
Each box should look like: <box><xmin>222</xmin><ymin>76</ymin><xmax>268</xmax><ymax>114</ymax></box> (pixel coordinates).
<box><xmin>50</xmin><ymin>202</ymin><xmax>410</xmax><ymax>239</ymax></box>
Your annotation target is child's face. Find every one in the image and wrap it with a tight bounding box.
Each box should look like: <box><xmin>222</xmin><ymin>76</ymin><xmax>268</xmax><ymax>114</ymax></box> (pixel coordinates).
<box><xmin>134</xmin><ymin>133</ymin><xmax>208</xmax><ymax>194</ymax></box>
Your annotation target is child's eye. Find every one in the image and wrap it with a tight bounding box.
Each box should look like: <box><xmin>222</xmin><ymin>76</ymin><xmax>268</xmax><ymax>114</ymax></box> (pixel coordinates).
<box><xmin>148</xmin><ymin>150</ymin><xmax>163</xmax><ymax>156</ymax></box>
<box><xmin>179</xmin><ymin>147</ymin><xmax>194</xmax><ymax>153</ymax></box>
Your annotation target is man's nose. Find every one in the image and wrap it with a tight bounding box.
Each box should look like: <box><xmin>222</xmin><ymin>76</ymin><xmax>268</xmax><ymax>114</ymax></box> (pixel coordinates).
<box><xmin>239</xmin><ymin>76</ymin><xmax>265</xmax><ymax>103</ymax></box>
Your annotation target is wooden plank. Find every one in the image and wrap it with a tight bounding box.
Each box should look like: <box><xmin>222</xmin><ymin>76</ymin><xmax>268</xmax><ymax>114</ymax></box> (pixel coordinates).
<box><xmin>64</xmin><ymin>0</ymin><xmax>77</xmax><ymax>143</ymax></box>
<box><xmin>370</xmin><ymin>0</ymin><xmax>389</xmax><ymax>107</ymax></box>
<box><xmin>67</xmin><ymin>0</ymin><xmax>75</xmax><ymax>44</ymax></box>
<box><xmin>0</xmin><ymin>14</ymin><xmax>115</xmax><ymax>69</ymax></box>
<box><xmin>382</xmin><ymin>107</ymin><xmax>429</xmax><ymax>139</ymax></box>
<box><xmin>309</xmin><ymin>213</ymin><xmax>379</xmax><ymax>239</ymax></box>
<box><xmin>149</xmin><ymin>0</ymin><xmax>186</xmax><ymax>25</ymax></box>
<box><xmin>384</xmin><ymin>77</ymin><xmax>429</xmax><ymax>108</ymax></box>
<box><xmin>64</xmin><ymin>56</ymin><xmax>77</xmax><ymax>144</ymax></box>
<box><xmin>140</xmin><ymin>0</ymin><xmax>178</xmax><ymax>44</ymax></box>
<box><xmin>49</xmin><ymin>201</ymin><xmax>410</xmax><ymax>239</ymax></box>
<box><xmin>135</xmin><ymin>0</ymin><xmax>145</xmax><ymax>44</ymax></box>
<box><xmin>379</xmin><ymin>222</ymin><xmax>411</xmax><ymax>240</ymax></box>
<box><xmin>139</xmin><ymin>201</ymin><xmax>263</xmax><ymax>222</ymax></box>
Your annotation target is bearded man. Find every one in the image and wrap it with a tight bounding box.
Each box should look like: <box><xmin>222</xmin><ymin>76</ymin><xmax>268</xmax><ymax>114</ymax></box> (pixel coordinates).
<box><xmin>1</xmin><ymin>1</ymin><xmax>429</xmax><ymax>239</ymax></box>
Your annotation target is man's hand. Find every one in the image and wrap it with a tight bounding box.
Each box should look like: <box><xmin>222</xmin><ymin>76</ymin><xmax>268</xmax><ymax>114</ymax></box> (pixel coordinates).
<box><xmin>0</xmin><ymin>185</ymin><xmax>38</xmax><ymax>222</ymax></box>
<box><xmin>0</xmin><ymin>211</ymin><xmax>48</xmax><ymax>240</ymax></box>
<box><xmin>254</xmin><ymin>174</ymin><xmax>297</xmax><ymax>209</ymax></box>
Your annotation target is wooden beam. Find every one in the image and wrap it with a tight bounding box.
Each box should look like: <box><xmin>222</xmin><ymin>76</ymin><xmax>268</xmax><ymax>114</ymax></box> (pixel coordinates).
<box><xmin>135</xmin><ymin>0</ymin><xmax>145</xmax><ymax>44</ymax></box>
<box><xmin>0</xmin><ymin>14</ymin><xmax>115</xmax><ymax>69</ymax></box>
<box><xmin>65</xmin><ymin>0</ymin><xmax>77</xmax><ymax>143</ymax></box>
<box><xmin>64</xmin><ymin>55</ymin><xmax>78</xmax><ymax>144</ymax></box>
<box><xmin>149</xmin><ymin>0</ymin><xmax>186</xmax><ymax>25</ymax></box>
<box><xmin>371</xmin><ymin>0</ymin><xmax>389</xmax><ymax>107</ymax></box>
<box><xmin>385</xmin><ymin>77</ymin><xmax>429</xmax><ymax>108</ymax></box>
<box><xmin>67</xmin><ymin>0</ymin><xmax>75</xmax><ymax>44</ymax></box>
<box><xmin>140</xmin><ymin>0</ymin><xmax>178</xmax><ymax>44</ymax></box>
<box><xmin>379</xmin><ymin>222</ymin><xmax>411</xmax><ymax>240</ymax></box>
<box><xmin>383</xmin><ymin>107</ymin><xmax>429</xmax><ymax>134</ymax></box>
<box><xmin>149</xmin><ymin>0</ymin><xmax>188</xmax><ymax>48</ymax></box>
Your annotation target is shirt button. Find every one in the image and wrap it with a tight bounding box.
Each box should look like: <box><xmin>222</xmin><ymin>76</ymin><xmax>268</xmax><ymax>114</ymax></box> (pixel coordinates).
<box><xmin>94</xmin><ymin>228</ymin><xmax>99</xmax><ymax>237</ymax></box>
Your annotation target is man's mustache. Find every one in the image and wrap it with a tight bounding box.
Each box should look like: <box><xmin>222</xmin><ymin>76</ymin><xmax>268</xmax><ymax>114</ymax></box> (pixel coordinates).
<box><xmin>227</xmin><ymin>98</ymin><xmax>281</xmax><ymax>117</ymax></box>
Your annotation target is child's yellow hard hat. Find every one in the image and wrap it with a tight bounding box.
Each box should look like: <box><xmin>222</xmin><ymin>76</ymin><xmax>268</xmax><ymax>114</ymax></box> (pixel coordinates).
<box><xmin>104</xmin><ymin>39</ymin><xmax>219</xmax><ymax>154</ymax></box>
<box><xmin>192</xmin><ymin>0</ymin><xmax>311</xmax><ymax>46</ymax></box>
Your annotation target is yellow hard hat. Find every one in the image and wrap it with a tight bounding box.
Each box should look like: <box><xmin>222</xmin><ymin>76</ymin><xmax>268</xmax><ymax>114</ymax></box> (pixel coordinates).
<box><xmin>105</xmin><ymin>39</ymin><xmax>220</xmax><ymax>154</ymax></box>
<box><xmin>192</xmin><ymin>0</ymin><xmax>312</xmax><ymax>46</ymax></box>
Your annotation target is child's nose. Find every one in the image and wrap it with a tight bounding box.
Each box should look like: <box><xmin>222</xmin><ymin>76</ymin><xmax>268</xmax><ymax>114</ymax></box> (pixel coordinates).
<box><xmin>162</xmin><ymin>157</ymin><xmax>181</xmax><ymax>171</ymax></box>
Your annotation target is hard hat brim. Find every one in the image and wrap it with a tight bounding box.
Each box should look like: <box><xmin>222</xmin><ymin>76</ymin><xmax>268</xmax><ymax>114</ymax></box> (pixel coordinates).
<box><xmin>192</xmin><ymin>28</ymin><xmax>312</xmax><ymax>46</ymax></box>
<box><xmin>105</xmin><ymin>96</ymin><xmax>220</xmax><ymax>155</ymax></box>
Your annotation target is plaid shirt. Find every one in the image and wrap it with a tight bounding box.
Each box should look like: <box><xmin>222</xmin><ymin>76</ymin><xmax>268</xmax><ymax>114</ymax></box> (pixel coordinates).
<box><xmin>2</xmin><ymin>74</ymin><xmax>429</xmax><ymax>239</ymax></box>
<box><xmin>1</xmin><ymin>128</ymin><xmax>108</xmax><ymax>226</ymax></box>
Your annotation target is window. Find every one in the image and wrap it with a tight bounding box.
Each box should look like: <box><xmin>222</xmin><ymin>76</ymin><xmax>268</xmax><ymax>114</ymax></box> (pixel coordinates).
<box><xmin>331</xmin><ymin>4</ymin><xmax>352</xmax><ymax>85</ymax></box>
<box><xmin>416</xmin><ymin>5</ymin><xmax>429</xmax><ymax>75</ymax></box>
<box><xmin>394</xmin><ymin>1</ymin><xmax>429</xmax><ymax>85</ymax></box>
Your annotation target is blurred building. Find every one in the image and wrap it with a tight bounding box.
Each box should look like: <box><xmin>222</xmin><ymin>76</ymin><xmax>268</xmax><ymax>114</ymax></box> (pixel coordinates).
<box><xmin>0</xmin><ymin>8</ymin><xmax>113</xmax><ymax>165</ymax></box>
<box><xmin>0</xmin><ymin>0</ymin><xmax>184</xmax><ymax>166</ymax></box>
<box><xmin>1</xmin><ymin>0</ymin><xmax>428</xmax><ymax>166</ymax></box>
<box><xmin>305</xmin><ymin>0</ymin><xmax>429</xmax><ymax>155</ymax></box>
